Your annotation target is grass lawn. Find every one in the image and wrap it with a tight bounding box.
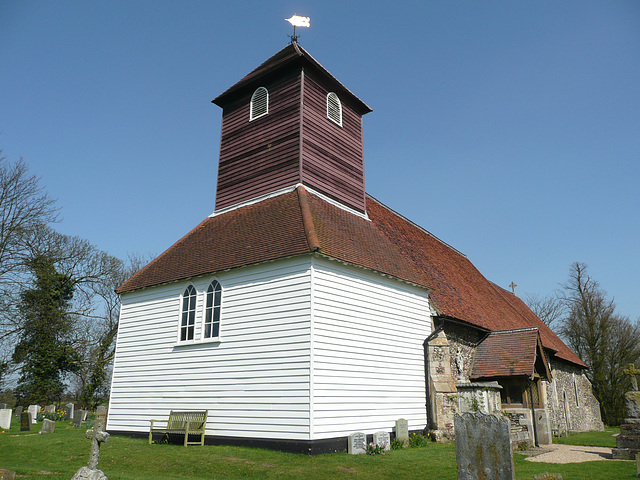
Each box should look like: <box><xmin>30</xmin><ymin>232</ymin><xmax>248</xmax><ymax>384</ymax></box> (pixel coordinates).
<box><xmin>553</xmin><ymin>425</ymin><xmax>620</xmax><ymax>448</ymax></box>
<box><xmin>0</xmin><ymin>418</ymin><xmax>636</xmax><ymax>480</ymax></box>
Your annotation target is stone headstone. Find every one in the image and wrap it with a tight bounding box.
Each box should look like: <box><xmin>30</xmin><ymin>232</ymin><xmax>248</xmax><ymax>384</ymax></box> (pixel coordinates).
<box><xmin>395</xmin><ymin>418</ymin><xmax>409</xmax><ymax>446</ymax></box>
<box><xmin>96</xmin><ymin>405</ymin><xmax>107</xmax><ymax>413</ymax></box>
<box><xmin>64</xmin><ymin>403</ymin><xmax>75</xmax><ymax>420</ymax></box>
<box><xmin>454</xmin><ymin>412</ymin><xmax>515</xmax><ymax>480</ymax></box>
<box><xmin>348</xmin><ymin>431</ymin><xmax>366</xmax><ymax>454</ymax></box>
<box><xmin>27</xmin><ymin>404</ymin><xmax>39</xmax><ymax>423</ymax></box>
<box><xmin>0</xmin><ymin>469</ymin><xmax>16</xmax><ymax>480</ymax></box>
<box><xmin>0</xmin><ymin>409</ymin><xmax>12</xmax><ymax>430</ymax></box>
<box><xmin>373</xmin><ymin>431</ymin><xmax>391</xmax><ymax>451</ymax></box>
<box><xmin>15</xmin><ymin>406</ymin><xmax>23</xmax><ymax>418</ymax></box>
<box><xmin>20</xmin><ymin>411</ymin><xmax>31</xmax><ymax>431</ymax></box>
<box><xmin>0</xmin><ymin>403</ymin><xmax>7</xmax><ymax>409</ymax></box>
<box><xmin>45</xmin><ymin>404</ymin><xmax>56</xmax><ymax>414</ymax></box>
<box><xmin>535</xmin><ymin>410</ymin><xmax>553</xmax><ymax>445</ymax></box>
<box><xmin>40</xmin><ymin>418</ymin><xmax>55</xmax><ymax>434</ymax></box>
<box><xmin>73</xmin><ymin>409</ymin><xmax>87</xmax><ymax>428</ymax></box>
<box><xmin>71</xmin><ymin>409</ymin><xmax>109</xmax><ymax>480</ymax></box>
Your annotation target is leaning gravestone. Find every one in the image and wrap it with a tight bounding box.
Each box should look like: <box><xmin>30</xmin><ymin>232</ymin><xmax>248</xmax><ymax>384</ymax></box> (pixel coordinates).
<box><xmin>348</xmin><ymin>432</ymin><xmax>366</xmax><ymax>454</ymax></box>
<box><xmin>40</xmin><ymin>418</ymin><xmax>55</xmax><ymax>434</ymax></box>
<box><xmin>373</xmin><ymin>431</ymin><xmax>391</xmax><ymax>451</ymax></box>
<box><xmin>73</xmin><ymin>410</ymin><xmax>87</xmax><ymax>428</ymax></box>
<box><xmin>64</xmin><ymin>403</ymin><xmax>75</xmax><ymax>421</ymax></box>
<box><xmin>0</xmin><ymin>409</ymin><xmax>12</xmax><ymax>429</ymax></box>
<box><xmin>395</xmin><ymin>418</ymin><xmax>409</xmax><ymax>446</ymax></box>
<box><xmin>454</xmin><ymin>412</ymin><xmax>515</xmax><ymax>480</ymax></box>
<box><xmin>71</xmin><ymin>409</ymin><xmax>109</xmax><ymax>480</ymax></box>
<box><xmin>20</xmin><ymin>411</ymin><xmax>31</xmax><ymax>431</ymax></box>
<box><xmin>27</xmin><ymin>404</ymin><xmax>39</xmax><ymax>424</ymax></box>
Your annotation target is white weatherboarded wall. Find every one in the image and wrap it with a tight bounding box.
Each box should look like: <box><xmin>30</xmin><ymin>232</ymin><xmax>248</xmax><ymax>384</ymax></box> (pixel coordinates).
<box><xmin>108</xmin><ymin>254</ymin><xmax>432</xmax><ymax>442</ymax></box>
<box><xmin>310</xmin><ymin>256</ymin><xmax>432</xmax><ymax>438</ymax></box>
<box><xmin>107</xmin><ymin>256</ymin><xmax>313</xmax><ymax>440</ymax></box>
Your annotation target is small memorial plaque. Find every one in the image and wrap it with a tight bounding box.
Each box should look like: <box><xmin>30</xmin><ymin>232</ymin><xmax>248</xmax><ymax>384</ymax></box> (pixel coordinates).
<box><xmin>373</xmin><ymin>431</ymin><xmax>391</xmax><ymax>450</ymax></box>
<box><xmin>348</xmin><ymin>431</ymin><xmax>367</xmax><ymax>454</ymax></box>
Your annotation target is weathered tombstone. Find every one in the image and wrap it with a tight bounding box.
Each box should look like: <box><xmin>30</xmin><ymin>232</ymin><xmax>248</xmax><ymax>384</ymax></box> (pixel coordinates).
<box><xmin>0</xmin><ymin>403</ymin><xmax>7</xmax><ymax>409</ymax></box>
<box><xmin>395</xmin><ymin>418</ymin><xmax>409</xmax><ymax>446</ymax></box>
<box><xmin>20</xmin><ymin>411</ymin><xmax>31</xmax><ymax>431</ymax></box>
<box><xmin>348</xmin><ymin>431</ymin><xmax>366</xmax><ymax>454</ymax></box>
<box><xmin>73</xmin><ymin>409</ymin><xmax>87</xmax><ymax>428</ymax></box>
<box><xmin>373</xmin><ymin>431</ymin><xmax>391</xmax><ymax>451</ymax></box>
<box><xmin>454</xmin><ymin>412</ymin><xmax>515</xmax><ymax>480</ymax></box>
<box><xmin>40</xmin><ymin>418</ymin><xmax>55</xmax><ymax>434</ymax></box>
<box><xmin>71</xmin><ymin>409</ymin><xmax>109</xmax><ymax>480</ymax></box>
<box><xmin>96</xmin><ymin>405</ymin><xmax>107</xmax><ymax>413</ymax></box>
<box><xmin>0</xmin><ymin>409</ymin><xmax>12</xmax><ymax>429</ymax></box>
<box><xmin>45</xmin><ymin>404</ymin><xmax>56</xmax><ymax>414</ymax></box>
<box><xmin>0</xmin><ymin>469</ymin><xmax>16</xmax><ymax>480</ymax></box>
<box><xmin>64</xmin><ymin>403</ymin><xmax>74</xmax><ymax>420</ymax></box>
<box><xmin>15</xmin><ymin>406</ymin><xmax>23</xmax><ymax>418</ymax></box>
<box><xmin>27</xmin><ymin>404</ymin><xmax>39</xmax><ymax>423</ymax></box>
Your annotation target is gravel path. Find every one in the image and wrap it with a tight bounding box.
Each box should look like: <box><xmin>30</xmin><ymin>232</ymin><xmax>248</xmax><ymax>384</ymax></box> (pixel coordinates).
<box><xmin>523</xmin><ymin>444</ymin><xmax>612</xmax><ymax>464</ymax></box>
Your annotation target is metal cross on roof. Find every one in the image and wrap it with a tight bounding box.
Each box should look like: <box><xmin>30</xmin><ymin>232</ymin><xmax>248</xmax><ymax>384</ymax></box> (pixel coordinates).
<box><xmin>509</xmin><ymin>281</ymin><xmax>518</xmax><ymax>294</ymax></box>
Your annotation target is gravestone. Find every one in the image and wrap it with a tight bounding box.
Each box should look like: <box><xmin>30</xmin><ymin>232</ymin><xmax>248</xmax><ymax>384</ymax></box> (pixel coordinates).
<box><xmin>373</xmin><ymin>431</ymin><xmax>391</xmax><ymax>451</ymax></box>
<box><xmin>71</xmin><ymin>409</ymin><xmax>109</xmax><ymax>480</ymax></box>
<box><xmin>612</xmin><ymin>366</ymin><xmax>640</xmax><ymax>460</ymax></box>
<box><xmin>64</xmin><ymin>403</ymin><xmax>75</xmax><ymax>420</ymax></box>
<box><xmin>15</xmin><ymin>406</ymin><xmax>23</xmax><ymax>418</ymax></box>
<box><xmin>40</xmin><ymin>418</ymin><xmax>55</xmax><ymax>434</ymax></box>
<box><xmin>395</xmin><ymin>418</ymin><xmax>409</xmax><ymax>446</ymax></box>
<box><xmin>0</xmin><ymin>403</ymin><xmax>6</xmax><ymax>409</ymax></box>
<box><xmin>0</xmin><ymin>469</ymin><xmax>16</xmax><ymax>480</ymax></box>
<box><xmin>454</xmin><ymin>412</ymin><xmax>515</xmax><ymax>480</ymax></box>
<box><xmin>45</xmin><ymin>404</ymin><xmax>56</xmax><ymax>414</ymax></box>
<box><xmin>96</xmin><ymin>406</ymin><xmax>107</xmax><ymax>413</ymax></box>
<box><xmin>348</xmin><ymin>432</ymin><xmax>366</xmax><ymax>454</ymax></box>
<box><xmin>73</xmin><ymin>409</ymin><xmax>87</xmax><ymax>428</ymax></box>
<box><xmin>20</xmin><ymin>411</ymin><xmax>31</xmax><ymax>431</ymax></box>
<box><xmin>27</xmin><ymin>404</ymin><xmax>39</xmax><ymax>423</ymax></box>
<box><xmin>0</xmin><ymin>409</ymin><xmax>12</xmax><ymax>429</ymax></box>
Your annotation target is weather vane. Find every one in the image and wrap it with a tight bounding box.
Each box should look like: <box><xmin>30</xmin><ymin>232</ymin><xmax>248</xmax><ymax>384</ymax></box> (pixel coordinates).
<box><xmin>285</xmin><ymin>14</ymin><xmax>310</xmax><ymax>44</ymax></box>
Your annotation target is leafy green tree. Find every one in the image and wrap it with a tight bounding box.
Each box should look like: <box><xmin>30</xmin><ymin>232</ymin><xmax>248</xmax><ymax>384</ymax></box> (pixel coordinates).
<box><xmin>12</xmin><ymin>254</ymin><xmax>80</xmax><ymax>405</ymax></box>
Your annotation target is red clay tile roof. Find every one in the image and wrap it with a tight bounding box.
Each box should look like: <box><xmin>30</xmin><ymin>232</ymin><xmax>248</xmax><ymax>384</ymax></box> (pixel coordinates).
<box><xmin>117</xmin><ymin>186</ymin><xmax>586</xmax><ymax>368</ymax></box>
<box><xmin>471</xmin><ymin>328</ymin><xmax>541</xmax><ymax>379</ymax></box>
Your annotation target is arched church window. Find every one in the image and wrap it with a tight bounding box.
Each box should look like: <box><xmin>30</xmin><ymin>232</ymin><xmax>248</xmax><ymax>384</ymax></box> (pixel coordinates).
<box><xmin>180</xmin><ymin>285</ymin><xmax>197</xmax><ymax>342</ymax></box>
<box><xmin>327</xmin><ymin>92</ymin><xmax>342</xmax><ymax>126</ymax></box>
<box><xmin>250</xmin><ymin>87</ymin><xmax>269</xmax><ymax>120</ymax></box>
<box><xmin>204</xmin><ymin>280</ymin><xmax>222</xmax><ymax>339</ymax></box>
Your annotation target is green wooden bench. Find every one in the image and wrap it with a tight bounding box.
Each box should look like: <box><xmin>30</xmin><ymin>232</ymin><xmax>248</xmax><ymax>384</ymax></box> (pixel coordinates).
<box><xmin>148</xmin><ymin>410</ymin><xmax>208</xmax><ymax>447</ymax></box>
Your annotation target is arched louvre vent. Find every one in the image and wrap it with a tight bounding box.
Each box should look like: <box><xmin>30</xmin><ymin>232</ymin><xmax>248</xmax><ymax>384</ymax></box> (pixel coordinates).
<box><xmin>327</xmin><ymin>92</ymin><xmax>342</xmax><ymax>126</ymax></box>
<box><xmin>250</xmin><ymin>87</ymin><xmax>269</xmax><ymax>120</ymax></box>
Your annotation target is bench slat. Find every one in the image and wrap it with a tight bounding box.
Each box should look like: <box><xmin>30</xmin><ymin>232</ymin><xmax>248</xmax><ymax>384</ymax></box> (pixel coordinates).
<box><xmin>149</xmin><ymin>410</ymin><xmax>208</xmax><ymax>447</ymax></box>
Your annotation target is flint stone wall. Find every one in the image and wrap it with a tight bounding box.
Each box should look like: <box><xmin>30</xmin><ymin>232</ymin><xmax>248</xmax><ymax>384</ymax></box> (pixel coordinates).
<box><xmin>546</xmin><ymin>360</ymin><xmax>604</xmax><ymax>433</ymax></box>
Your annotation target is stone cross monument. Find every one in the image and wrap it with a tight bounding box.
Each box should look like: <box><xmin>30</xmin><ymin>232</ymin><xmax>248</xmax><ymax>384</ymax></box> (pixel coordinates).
<box><xmin>71</xmin><ymin>409</ymin><xmax>110</xmax><ymax>480</ymax></box>
<box><xmin>624</xmin><ymin>364</ymin><xmax>640</xmax><ymax>392</ymax></box>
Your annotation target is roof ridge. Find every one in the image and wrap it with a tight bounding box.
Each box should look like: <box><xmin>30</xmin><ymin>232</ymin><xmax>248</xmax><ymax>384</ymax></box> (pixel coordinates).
<box><xmin>297</xmin><ymin>185</ymin><xmax>320</xmax><ymax>252</ymax></box>
<box><xmin>365</xmin><ymin>193</ymin><xmax>467</xmax><ymax>258</ymax></box>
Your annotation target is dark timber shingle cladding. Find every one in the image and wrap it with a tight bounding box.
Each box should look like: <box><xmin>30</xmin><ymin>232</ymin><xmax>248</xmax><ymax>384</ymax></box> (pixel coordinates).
<box><xmin>117</xmin><ymin>186</ymin><xmax>585</xmax><ymax>369</ymax></box>
<box><xmin>471</xmin><ymin>328</ymin><xmax>550</xmax><ymax>379</ymax></box>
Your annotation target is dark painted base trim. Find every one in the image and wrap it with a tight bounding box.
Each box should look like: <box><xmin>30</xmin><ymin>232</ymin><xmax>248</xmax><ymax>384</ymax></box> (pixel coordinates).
<box><xmin>108</xmin><ymin>430</ymin><xmax>348</xmax><ymax>454</ymax></box>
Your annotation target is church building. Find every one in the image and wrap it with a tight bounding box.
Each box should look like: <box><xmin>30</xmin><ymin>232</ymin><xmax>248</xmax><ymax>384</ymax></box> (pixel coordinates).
<box><xmin>107</xmin><ymin>42</ymin><xmax>603</xmax><ymax>452</ymax></box>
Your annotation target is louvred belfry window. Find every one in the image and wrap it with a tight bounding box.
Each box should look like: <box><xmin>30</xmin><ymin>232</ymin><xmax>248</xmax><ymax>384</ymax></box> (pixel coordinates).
<box><xmin>250</xmin><ymin>87</ymin><xmax>269</xmax><ymax>120</ymax></box>
<box><xmin>327</xmin><ymin>92</ymin><xmax>342</xmax><ymax>126</ymax></box>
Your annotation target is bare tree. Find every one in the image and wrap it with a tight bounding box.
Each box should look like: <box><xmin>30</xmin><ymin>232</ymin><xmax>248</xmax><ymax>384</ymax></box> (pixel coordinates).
<box><xmin>525</xmin><ymin>292</ymin><xmax>565</xmax><ymax>328</ymax></box>
<box><xmin>559</xmin><ymin>262</ymin><xmax>640</xmax><ymax>425</ymax></box>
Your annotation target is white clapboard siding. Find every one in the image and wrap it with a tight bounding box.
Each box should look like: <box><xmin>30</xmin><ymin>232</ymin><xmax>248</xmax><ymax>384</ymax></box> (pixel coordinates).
<box><xmin>310</xmin><ymin>257</ymin><xmax>432</xmax><ymax>439</ymax></box>
<box><xmin>107</xmin><ymin>257</ymin><xmax>314</xmax><ymax>440</ymax></box>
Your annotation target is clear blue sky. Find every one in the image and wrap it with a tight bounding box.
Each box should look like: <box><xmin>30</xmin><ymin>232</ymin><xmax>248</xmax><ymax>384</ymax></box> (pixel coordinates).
<box><xmin>2</xmin><ymin>1</ymin><xmax>639</xmax><ymax>319</ymax></box>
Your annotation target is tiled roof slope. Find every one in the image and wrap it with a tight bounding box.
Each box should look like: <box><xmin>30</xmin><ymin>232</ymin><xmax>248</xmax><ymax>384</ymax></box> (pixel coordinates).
<box><xmin>117</xmin><ymin>186</ymin><xmax>585</xmax><ymax>368</ymax></box>
<box><xmin>471</xmin><ymin>329</ymin><xmax>540</xmax><ymax>379</ymax></box>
